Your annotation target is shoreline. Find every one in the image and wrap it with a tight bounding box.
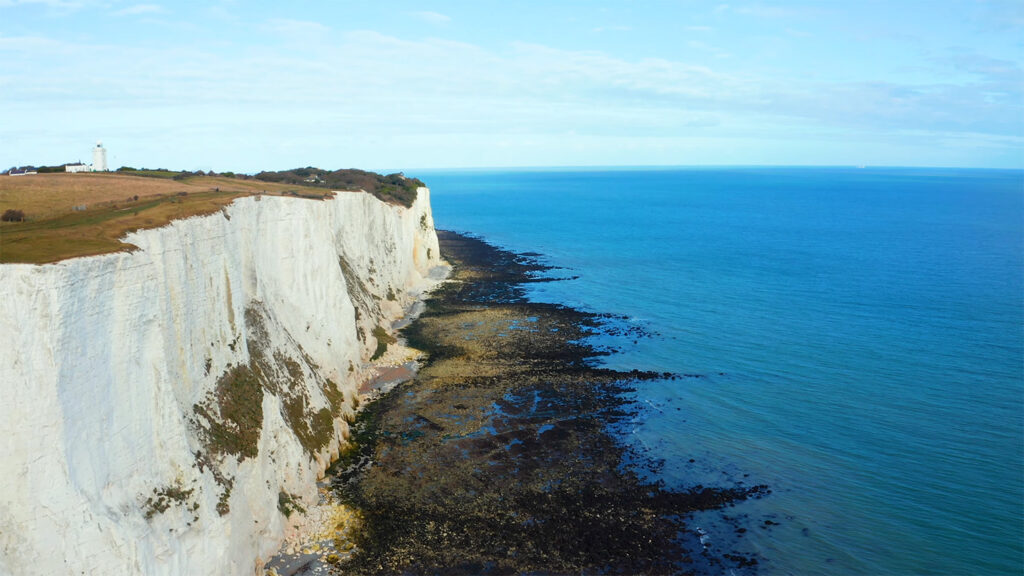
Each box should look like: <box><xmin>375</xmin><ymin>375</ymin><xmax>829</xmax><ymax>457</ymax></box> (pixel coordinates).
<box><xmin>263</xmin><ymin>263</ymin><xmax>450</xmax><ymax>576</ymax></box>
<box><xmin>267</xmin><ymin>230</ymin><xmax>767</xmax><ymax>575</ymax></box>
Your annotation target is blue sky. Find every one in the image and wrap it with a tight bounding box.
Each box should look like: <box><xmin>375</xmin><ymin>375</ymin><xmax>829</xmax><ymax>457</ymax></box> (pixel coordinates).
<box><xmin>1</xmin><ymin>0</ymin><xmax>1022</xmax><ymax>171</ymax></box>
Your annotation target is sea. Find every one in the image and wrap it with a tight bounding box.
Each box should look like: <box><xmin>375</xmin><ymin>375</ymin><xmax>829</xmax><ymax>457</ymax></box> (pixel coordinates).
<box><xmin>415</xmin><ymin>167</ymin><xmax>1024</xmax><ymax>575</ymax></box>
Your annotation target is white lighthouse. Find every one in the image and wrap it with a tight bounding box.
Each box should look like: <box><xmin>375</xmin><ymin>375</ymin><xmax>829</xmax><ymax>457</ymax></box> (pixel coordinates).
<box><xmin>92</xmin><ymin>141</ymin><xmax>107</xmax><ymax>172</ymax></box>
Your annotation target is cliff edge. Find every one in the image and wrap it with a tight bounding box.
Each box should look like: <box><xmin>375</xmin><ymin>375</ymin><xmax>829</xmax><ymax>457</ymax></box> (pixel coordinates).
<box><xmin>0</xmin><ymin>188</ymin><xmax>444</xmax><ymax>575</ymax></box>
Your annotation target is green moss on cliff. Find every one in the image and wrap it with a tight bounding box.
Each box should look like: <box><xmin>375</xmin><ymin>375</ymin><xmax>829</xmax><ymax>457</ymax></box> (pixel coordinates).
<box><xmin>370</xmin><ymin>325</ymin><xmax>396</xmax><ymax>361</ymax></box>
<box><xmin>142</xmin><ymin>483</ymin><xmax>196</xmax><ymax>520</ymax></box>
<box><xmin>194</xmin><ymin>304</ymin><xmax>349</xmax><ymax>463</ymax></box>
<box><xmin>193</xmin><ymin>364</ymin><xmax>265</xmax><ymax>460</ymax></box>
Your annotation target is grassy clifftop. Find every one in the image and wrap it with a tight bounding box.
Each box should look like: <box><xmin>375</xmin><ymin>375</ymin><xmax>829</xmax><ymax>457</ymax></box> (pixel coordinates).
<box><xmin>0</xmin><ymin>167</ymin><xmax>426</xmax><ymax>264</ymax></box>
<box><xmin>0</xmin><ymin>172</ymin><xmax>333</xmax><ymax>264</ymax></box>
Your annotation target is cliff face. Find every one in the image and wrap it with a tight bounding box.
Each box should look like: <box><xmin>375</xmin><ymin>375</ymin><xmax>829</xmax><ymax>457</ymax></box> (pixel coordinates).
<box><xmin>0</xmin><ymin>189</ymin><xmax>443</xmax><ymax>575</ymax></box>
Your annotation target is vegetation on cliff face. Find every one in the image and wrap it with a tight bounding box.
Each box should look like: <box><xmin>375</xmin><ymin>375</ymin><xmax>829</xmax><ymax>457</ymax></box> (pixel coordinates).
<box><xmin>370</xmin><ymin>325</ymin><xmax>396</xmax><ymax>361</ymax></box>
<box><xmin>189</xmin><ymin>304</ymin><xmax>356</xmax><ymax>520</ymax></box>
<box><xmin>193</xmin><ymin>364</ymin><xmax>265</xmax><ymax>460</ymax></box>
<box><xmin>192</xmin><ymin>305</ymin><xmax>348</xmax><ymax>467</ymax></box>
<box><xmin>254</xmin><ymin>168</ymin><xmax>423</xmax><ymax>207</ymax></box>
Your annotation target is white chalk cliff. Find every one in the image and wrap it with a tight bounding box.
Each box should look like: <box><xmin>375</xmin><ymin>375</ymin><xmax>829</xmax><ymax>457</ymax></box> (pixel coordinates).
<box><xmin>0</xmin><ymin>189</ymin><xmax>444</xmax><ymax>575</ymax></box>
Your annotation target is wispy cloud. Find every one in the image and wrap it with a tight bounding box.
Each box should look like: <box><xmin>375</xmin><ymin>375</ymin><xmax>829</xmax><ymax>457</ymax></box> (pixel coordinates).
<box><xmin>0</xmin><ymin>0</ymin><xmax>90</xmax><ymax>12</ymax></box>
<box><xmin>112</xmin><ymin>3</ymin><xmax>164</xmax><ymax>16</ymax></box>
<box><xmin>410</xmin><ymin>11</ymin><xmax>451</xmax><ymax>25</ymax></box>
<box><xmin>937</xmin><ymin>48</ymin><xmax>1024</xmax><ymax>86</ymax></box>
<box><xmin>733</xmin><ymin>3</ymin><xmax>831</xmax><ymax>19</ymax></box>
<box><xmin>0</xmin><ymin>0</ymin><xmax>84</xmax><ymax>7</ymax></box>
<box><xmin>4</xmin><ymin>28</ymin><xmax>1017</xmax><ymax>140</ymax></box>
<box><xmin>262</xmin><ymin>18</ymin><xmax>331</xmax><ymax>41</ymax></box>
<box><xmin>1</xmin><ymin>12</ymin><xmax>1020</xmax><ymax>169</ymax></box>
<box><xmin>687</xmin><ymin>40</ymin><xmax>730</xmax><ymax>58</ymax></box>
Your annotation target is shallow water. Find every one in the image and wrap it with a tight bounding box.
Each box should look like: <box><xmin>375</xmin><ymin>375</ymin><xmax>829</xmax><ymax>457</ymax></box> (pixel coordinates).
<box><xmin>419</xmin><ymin>166</ymin><xmax>1024</xmax><ymax>575</ymax></box>
<box><xmin>332</xmin><ymin>232</ymin><xmax>762</xmax><ymax>574</ymax></box>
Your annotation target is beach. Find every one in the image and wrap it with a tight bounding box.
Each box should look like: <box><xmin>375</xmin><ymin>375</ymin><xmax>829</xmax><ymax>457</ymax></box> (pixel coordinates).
<box><xmin>279</xmin><ymin>230</ymin><xmax>765</xmax><ymax>575</ymax></box>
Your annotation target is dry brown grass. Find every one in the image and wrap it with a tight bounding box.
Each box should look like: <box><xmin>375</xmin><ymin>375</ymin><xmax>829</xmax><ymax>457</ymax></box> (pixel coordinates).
<box><xmin>0</xmin><ymin>173</ymin><xmax>335</xmax><ymax>264</ymax></box>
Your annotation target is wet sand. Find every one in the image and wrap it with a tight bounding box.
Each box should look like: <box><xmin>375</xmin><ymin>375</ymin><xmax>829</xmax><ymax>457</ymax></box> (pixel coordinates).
<box><xmin>323</xmin><ymin>231</ymin><xmax>768</xmax><ymax>575</ymax></box>
<box><xmin>359</xmin><ymin>362</ymin><xmax>417</xmax><ymax>396</ymax></box>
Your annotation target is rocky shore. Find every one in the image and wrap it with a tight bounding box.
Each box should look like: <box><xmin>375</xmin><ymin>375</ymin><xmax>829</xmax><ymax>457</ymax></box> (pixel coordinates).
<box><xmin>276</xmin><ymin>231</ymin><xmax>768</xmax><ymax>575</ymax></box>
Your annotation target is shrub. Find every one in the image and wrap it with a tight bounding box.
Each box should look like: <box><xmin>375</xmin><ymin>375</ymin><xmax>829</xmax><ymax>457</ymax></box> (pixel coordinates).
<box><xmin>1</xmin><ymin>209</ymin><xmax>25</xmax><ymax>222</ymax></box>
<box><xmin>254</xmin><ymin>167</ymin><xmax>423</xmax><ymax>207</ymax></box>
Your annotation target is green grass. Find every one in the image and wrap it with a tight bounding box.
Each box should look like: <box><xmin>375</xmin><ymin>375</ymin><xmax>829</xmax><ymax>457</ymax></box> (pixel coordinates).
<box><xmin>0</xmin><ymin>190</ymin><xmax>242</xmax><ymax>263</ymax></box>
<box><xmin>114</xmin><ymin>169</ymin><xmax>184</xmax><ymax>179</ymax></box>
<box><xmin>0</xmin><ymin>173</ymin><xmax>333</xmax><ymax>264</ymax></box>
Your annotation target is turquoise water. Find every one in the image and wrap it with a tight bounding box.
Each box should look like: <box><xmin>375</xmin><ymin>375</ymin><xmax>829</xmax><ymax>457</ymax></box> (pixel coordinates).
<box><xmin>419</xmin><ymin>167</ymin><xmax>1024</xmax><ymax>575</ymax></box>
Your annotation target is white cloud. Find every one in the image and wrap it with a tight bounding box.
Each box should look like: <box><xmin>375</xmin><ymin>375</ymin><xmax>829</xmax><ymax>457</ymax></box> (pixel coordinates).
<box><xmin>10</xmin><ymin>28</ymin><xmax>1008</xmax><ymax>136</ymax></box>
<box><xmin>112</xmin><ymin>3</ymin><xmax>164</xmax><ymax>16</ymax></box>
<box><xmin>0</xmin><ymin>0</ymin><xmax>81</xmax><ymax>6</ymax></box>
<box><xmin>410</xmin><ymin>11</ymin><xmax>451</xmax><ymax>25</ymax></box>
<box><xmin>1</xmin><ymin>24</ymin><xmax>1020</xmax><ymax>169</ymax></box>
<box><xmin>0</xmin><ymin>34</ymin><xmax>69</xmax><ymax>51</ymax></box>
<box><xmin>733</xmin><ymin>3</ymin><xmax>830</xmax><ymax>19</ymax></box>
<box><xmin>0</xmin><ymin>0</ymin><xmax>88</xmax><ymax>11</ymax></box>
<box><xmin>686</xmin><ymin>40</ymin><xmax>730</xmax><ymax>58</ymax></box>
<box><xmin>262</xmin><ymin>18</ymin><xmax>331</xmax><ymax>41</ymax></box>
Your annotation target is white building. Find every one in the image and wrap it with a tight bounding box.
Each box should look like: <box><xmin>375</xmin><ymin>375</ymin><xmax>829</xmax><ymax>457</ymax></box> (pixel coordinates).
<box><xmin>66</xmin><ymin>163</ymin><xmax>90</xmax><ymax>173</ymax></box>
<box><xmin>92</xmin><ymin>141</ymin><xmax>107</xmax><ymax>172</ymax></box>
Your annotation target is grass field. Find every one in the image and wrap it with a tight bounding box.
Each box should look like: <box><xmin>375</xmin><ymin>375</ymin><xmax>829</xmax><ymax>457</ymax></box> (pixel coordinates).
<box><xmin>0</xmin><ymin>173</ymin><xmax>332</xmax><ymax>264</ymax></box>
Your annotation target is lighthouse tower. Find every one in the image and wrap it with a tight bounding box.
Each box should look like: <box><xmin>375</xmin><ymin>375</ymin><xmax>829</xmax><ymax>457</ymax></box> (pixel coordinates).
<box><xmin>92</xmin><ymin>141</ymin><xmax>108</xmax><ymax>172</ymax></box>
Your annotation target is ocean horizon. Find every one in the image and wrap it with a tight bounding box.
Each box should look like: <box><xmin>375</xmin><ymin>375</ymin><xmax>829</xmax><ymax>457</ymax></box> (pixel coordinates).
<box><xmin>419</xmin><ymin>166</ymin><xmax>1024</xmax><ymax>575</ymax></box>
<box><xmin>400</xmin><ymin>164</ymin><xmax>1024</xmax><ymax>174</ymax></box>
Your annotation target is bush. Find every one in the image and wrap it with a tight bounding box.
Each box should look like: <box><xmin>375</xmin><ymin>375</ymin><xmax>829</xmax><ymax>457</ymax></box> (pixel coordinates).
<box><xmin>1</xmin><ymin>209</ymin><xmax>25</xmax><ymax>222</ymax></box>
<box><xmin>254</xmin><ymin>167</ymin><xmax>424</xmax><ymax>207</ymax></box>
